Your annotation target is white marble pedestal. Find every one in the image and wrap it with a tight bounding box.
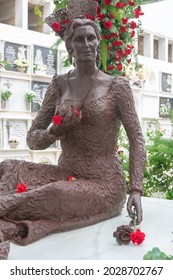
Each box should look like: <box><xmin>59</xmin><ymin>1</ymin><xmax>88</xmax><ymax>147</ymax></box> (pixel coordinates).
<box><xmin>8</xmin><ymin>197</ymin><xmax>173</xmax><ymax>260</ymax></box>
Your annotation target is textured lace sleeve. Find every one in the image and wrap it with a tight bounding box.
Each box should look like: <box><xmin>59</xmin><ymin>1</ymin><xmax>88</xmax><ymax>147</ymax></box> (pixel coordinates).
<box><xmin>112</xmin><ymin>76</ymin><xmax>147</xmax><ymax>194</ymax></box>
<box><xmin>27</xmin><ymin>75</ymin><xmax>60</xmax><ymax>150</ymax></box>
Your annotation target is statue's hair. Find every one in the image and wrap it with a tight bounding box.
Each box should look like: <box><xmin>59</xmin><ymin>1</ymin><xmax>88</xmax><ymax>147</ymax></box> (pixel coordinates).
<box><xmin>64</xmin><ymin>17</ymin><xmax>101</xmax><ymax>54</ymax></box>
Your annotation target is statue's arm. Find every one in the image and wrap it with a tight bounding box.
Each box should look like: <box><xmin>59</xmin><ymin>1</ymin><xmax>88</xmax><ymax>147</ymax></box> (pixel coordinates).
<box><xmin>115</xmin><ymin>77</ymin><xmax>146</xmax><ymax>194</ymax></box>
<box><xmin>115</xmin><ymin>77</ymin><xmax>147</xmax><ymax>224</ymax></box>
<box><xmin>27</xmin><ymin>75</ymin><xmax>60</xmax><ymax>150</ymax></box>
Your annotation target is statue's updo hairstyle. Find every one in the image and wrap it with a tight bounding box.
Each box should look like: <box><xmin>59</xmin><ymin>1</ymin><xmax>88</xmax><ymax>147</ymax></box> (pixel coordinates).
<box><xmin>64</xmin><ymin>17</ymin><xmax>101</xmax><ymax>54</ymax></box>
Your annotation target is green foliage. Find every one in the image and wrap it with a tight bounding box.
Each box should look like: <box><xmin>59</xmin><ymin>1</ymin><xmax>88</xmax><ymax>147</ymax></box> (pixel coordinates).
<box><xmin>25</xmin><ymin>91</ymin><xmax>36</xmax><ymax>103</ymax></box>
<box><xmin>100</xmin><ymin>38</ymin><xmax>107</xmax><ymax>71</ymax></box>
<box><xmin>1</xmin><ymin>89</ymin><xmax>12</xmax><ymax>101</ymax></box>
<box><xmin>143</xmin><ymin>247</ymin><xmax>173</xmax><ymax>260</ymax></box>
<box><xmin>117</xmin><ymin>120</ymin><xmax>173</xmax><ymax>200</ymax></box>
<box><xmin>144</xmin><ymin>120</ymin><xmax>173</xmax><ymax>199</ymax></box>
<box><xmin>54</xmin><ymin>0</ymin><xmax>68</xmax><ymax>10</ymax></box>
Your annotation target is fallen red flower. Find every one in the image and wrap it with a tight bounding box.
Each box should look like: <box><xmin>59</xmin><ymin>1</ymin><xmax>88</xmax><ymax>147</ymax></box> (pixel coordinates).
<box><xmin>16</xmin><ymin>183</ymin><xmax>27</xmax><ymax>193</ymax></box>
<box><xmin>130</xmin><ymin>228</ymin><xmax>145</xmax><ymax>245</ymax></box>
<box><xmin>68</xmin><ymin>176</ymin><xmax>77</xmax><ymax>181</ymax></box>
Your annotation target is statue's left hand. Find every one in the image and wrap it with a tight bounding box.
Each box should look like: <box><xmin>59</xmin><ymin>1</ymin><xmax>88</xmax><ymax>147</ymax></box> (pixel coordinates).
<box><xmin>127</xmin><ymin>191</ymin><xmax>143</xmax><ymax>225</ymax></box>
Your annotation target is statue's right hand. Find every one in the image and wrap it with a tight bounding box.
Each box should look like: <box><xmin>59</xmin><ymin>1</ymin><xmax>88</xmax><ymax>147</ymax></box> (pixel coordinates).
<box><xmin>50</xmin><ymin>107</ymin><xmax>82</xmax><ymax>137</ymax></box>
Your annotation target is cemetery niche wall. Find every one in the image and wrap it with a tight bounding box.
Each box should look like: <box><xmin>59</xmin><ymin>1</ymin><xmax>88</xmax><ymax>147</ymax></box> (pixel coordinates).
<box><xmin>0</xmin><ymin>40</ymin><xmax>61</xmax><ymax>164</ymax></box>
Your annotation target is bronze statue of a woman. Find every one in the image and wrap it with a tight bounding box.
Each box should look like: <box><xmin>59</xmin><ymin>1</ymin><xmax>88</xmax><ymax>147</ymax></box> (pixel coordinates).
<box><xmin>0</xmin><ymin>0</ymin><xmax>146</xmax><ymax>259</ymax></box>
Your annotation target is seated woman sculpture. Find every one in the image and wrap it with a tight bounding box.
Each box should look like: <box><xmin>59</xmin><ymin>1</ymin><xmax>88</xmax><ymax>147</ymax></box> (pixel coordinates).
<box><xmin>0</xmin><ymin>10</ymin><xmax>146</xmax><ymax>257</ymax></box>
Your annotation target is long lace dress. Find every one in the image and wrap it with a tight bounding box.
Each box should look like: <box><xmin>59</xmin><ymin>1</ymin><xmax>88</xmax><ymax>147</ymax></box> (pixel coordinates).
<box><xmin>0</xmin><ymin>74</ymin><xmax>146</xmax><ymax>245</ymax></box>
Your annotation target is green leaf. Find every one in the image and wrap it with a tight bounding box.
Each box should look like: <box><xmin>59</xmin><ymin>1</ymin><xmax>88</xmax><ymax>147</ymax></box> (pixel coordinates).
<box><xmin>34</xmin><ymin>6</ymin><xmax>42</xmax><ymax>18</ymax></box>
<box><xmin>143</xmin><ymin>247</ymin><xmax>173</xmax><ymax>260</ymax></box>
<box><xmin>54</xmin><ymin>0</ymin><xmax>68</xmax><ymax>11</ymax></box>
<box><xmin>105</xmin><ymin>6</ymin><xmax>125</xmax><ymax>22</ymax></box>
<box><xmin>100</xmin><ymin>38</ymin><xmax>107</xmax><ymax>71</ymax></box>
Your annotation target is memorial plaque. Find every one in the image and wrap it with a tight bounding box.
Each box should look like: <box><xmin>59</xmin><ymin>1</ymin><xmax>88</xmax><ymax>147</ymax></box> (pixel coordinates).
<box><xmin>31</xmin><ymin>81</ymin><xmax>49</xmax><ymax>112</ymax></box>
<box><xmin>33</xmin><ymin>45</ymin><xmax>57</xmax><ymax>76</ymax></box>
<box><xmin>160</xmin><ymin>72</ymin><xmax>173</xmax><ymax>93</ymax></box>
<box><xmin>8</xmin><ymin>120</ymin><xmax>26</xmax><ymax>138</ymax></box>
<box><xmin>4</xmin><ymin>42</ymin><xmax>28</xmax><ymax>72</ymax></box>
<box><xmin>159</xmin><ymin>97</ymin><xmax>173</xmax><ymax>117</ymax></box>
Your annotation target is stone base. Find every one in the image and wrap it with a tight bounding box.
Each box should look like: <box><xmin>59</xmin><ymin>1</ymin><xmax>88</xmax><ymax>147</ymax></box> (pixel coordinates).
<box><xmin>8</xmin><ymin>197</ymin><xmax>173</xmax><ymax>260</ymax></box>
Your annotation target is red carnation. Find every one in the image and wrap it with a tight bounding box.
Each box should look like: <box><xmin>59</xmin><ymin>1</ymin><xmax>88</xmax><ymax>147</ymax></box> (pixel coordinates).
<box><xmin>112</xmin><ymin>40</ymin><xmax>123</xmax><ymax>47</ymax></box>
<box><xmin>128</xmin><ymin>1</ymin><xmax>135</xmax><ymax>6</ymax></box>
<box><xmin>134</xmin><ymin>6</ymin><xmax>144</xmax><ymax>18</ymax></box>
<box><xmin>117</xmin><ymin>63</ymin><xmax>123</xmax><ymax>71</ymax></box>
<box><xmin>104</xmin><ymin>0</ymin><xmax>111</xmax><ymax>5</ymax></box>
<box><xmin>51</xmin><ymin>22</ymin><xmax>61</xmax><ymax>33</ymax></box>
<box><xmin>124</xmin><ymin>48</ymin><xmax>132</xmax><ymax>57</ymax></box>
<box><xmin>110</xmin><ymin>13</ymin><xmax>115</xmax><ymax>19</ymax></box>
<box><xmin>107</xmin><ymin>65</ymin><xmax>115</xmax><ymax>70</ymax></box>
<box><xmin>52</xmin><ymin>115</ymin><xmax>64</xmax><ymax>126</ymax></box>
<box><xmin>85</xmin><ymin>14</ymin><xmax>94</xmax><ymax>20</ymax></box>
<box><xmin>131</xmin><ymin>30</ymin><xmax>135</xmax><ymax>37</ymax></box>
<box><xmin>75</xmin><ymin>108</ymin><xmax>80</xmax><ymax>117</ymax></box>
<box><xmin>116</xmin><ymin>2</ymin><xmax>123</xmax><ymax>9</ymax></box>
<box><xmin>130</xmin><ymin>229</ymin><xmax>145</xmax><ymax>245</ymax></box>
<box><xmin>105</xmin><ymin>34</ymin><xmax>112</xmax><ymax>40</ymax></box>
<box><xmin>97</xmin><ymin>13</ymin><xmax>105</xmax><ymax>21</ymax></box>
<box><xmin>115</xmin><ymin>54</ymin><xmax>121</xmax><ymax>61</ymax></box>
<box><xmin>128</xmin><ymin>58</ymin><xmax>131</xmax><ymax>64</ymax></box>
<box><xmin>68</xmin><ymin>176</ymin><xmax>76</xmax><ymax>181</ymax></box>
<box><xmin>16</xmin><ymin>183</ymin><xmax>27</xmax><ymax>193</ymax></box>
<box><xmin>103</xmin><ymin>20</ymin><xmax>113</xmax><ymax>30</ymax></box>
<box><xmin>97</xmin><ymin>5</ymin><xmax>101</xmax><ymax>13</ymax></box>
<box><xmin>61</xmin><ymin>19</ymin><xmax>70</xmax><ymax>25</ymax></box>
<box><xmin>120</xmin><ymin>25</ymin><xmax>126</xmax><ymax>33</ymax></box>
<box><xmin>122</xmin><ymin>18</ymin><xmax>128</xmax><ymax>25</ymax></box>
<box><xmin>130</xmin><ymin>21</ymin><xmax>137</xmax><ymax>29</ymax></box>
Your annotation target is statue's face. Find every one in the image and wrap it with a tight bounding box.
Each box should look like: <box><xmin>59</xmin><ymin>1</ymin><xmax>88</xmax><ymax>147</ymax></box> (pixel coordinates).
<box><xmin>71</xmin><ymin>25</ymin><xmax>99</xmax><ymax>62</ymax></box>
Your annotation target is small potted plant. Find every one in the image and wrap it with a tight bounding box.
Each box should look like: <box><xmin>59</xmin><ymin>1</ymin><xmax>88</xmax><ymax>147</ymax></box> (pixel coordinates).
<box><xmin>13</xmin><ymin>59</ymin><xmax>29</xmax><ymax>73</ymax></box>
<box><xmin>25</xmin><ymin>90</ymin><xmax>36</xmax><ymax>111</ymax></box>
<box><xmin>8</xmin><ymin>136</ymin><xmax>20</xmax><ymax>149</ymax></box>
<box><xmin>1</xmin><ymin>89</ymin><xmax>12</xmax><ymax>109</ymax></box>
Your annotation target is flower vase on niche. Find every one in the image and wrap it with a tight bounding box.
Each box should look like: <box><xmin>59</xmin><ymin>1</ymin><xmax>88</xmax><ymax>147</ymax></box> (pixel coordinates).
<box><xmin>25</xmin><ymin>90</ymin><xmax>35</xmax><ymax>111</ymax></box>
<box><xmin>1</xmin><ymin>89</ymin><xmax>12</xmax><ymax>109</ymax></box>
<box><xmin>26</xmin><ymin>101</ymin><xmax>31</xmax><ymax>111</ymax></box>
<box><xmin>9</xmin><ymin>142</ymin><xmax>18</xmax><ymax>149</ymax></box>
<box><xmin>8</xmin><ymin>137</ymin><xmax>20</xmax><ymax>149</ymax></box>
<box><xmin>16</xmin><ymin>67</ymin><xmax>26</xmax><ymax>73</ymax></box>
<box><xmin>1</xmin><ymin>99</ymin><xmax>6</xmax><ymax>109</ymax></box>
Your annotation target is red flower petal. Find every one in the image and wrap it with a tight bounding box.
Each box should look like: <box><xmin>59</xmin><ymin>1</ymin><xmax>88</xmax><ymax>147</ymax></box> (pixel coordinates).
<box><xmin>16</xmin><ymin>183</ymin><xmax>27</xmax><ymax>193</ymax></box>
<box><xmin>130</xmin><ymin>229</ymin><xmax>146</xmax><ymax>245</ymax></box>
<box><xmin>52</xmin><ymin>115</ymin><xmax>64</xmax><ymax>126</ymax></box>
<box><xmin>68</xmin><ymin>176</ymin><xmax>76</xmax><ymax>181</ymax></box>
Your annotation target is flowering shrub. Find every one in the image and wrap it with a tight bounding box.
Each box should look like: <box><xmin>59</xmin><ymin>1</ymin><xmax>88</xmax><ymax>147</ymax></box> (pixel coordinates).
<box><xmin>51</xmin><ymin>0</ymin><xmax>146</xmax><ymax>75</ymax></box>
<box><xmin>117</xmin><ymin>121</ymin><xmax>173</xmax><ymax>200</ymax></box>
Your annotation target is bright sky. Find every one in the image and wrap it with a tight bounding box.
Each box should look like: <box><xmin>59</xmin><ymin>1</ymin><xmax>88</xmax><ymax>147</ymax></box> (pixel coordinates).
<box><xmin>141</xmin><ymin>0</ymin><xmax>173</xmax><ymax>37</ymax></box>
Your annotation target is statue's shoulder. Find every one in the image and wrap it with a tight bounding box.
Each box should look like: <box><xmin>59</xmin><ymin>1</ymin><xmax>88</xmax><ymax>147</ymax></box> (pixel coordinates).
<box><xmin>111</xmin><ymin>75</ymin><xmax>129</xmax><ymax>87</ymax></box>
<box><xmin>53</xmin><ymin>72</ymin><xmax>68</xmax><ymax>86</ymax></box>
